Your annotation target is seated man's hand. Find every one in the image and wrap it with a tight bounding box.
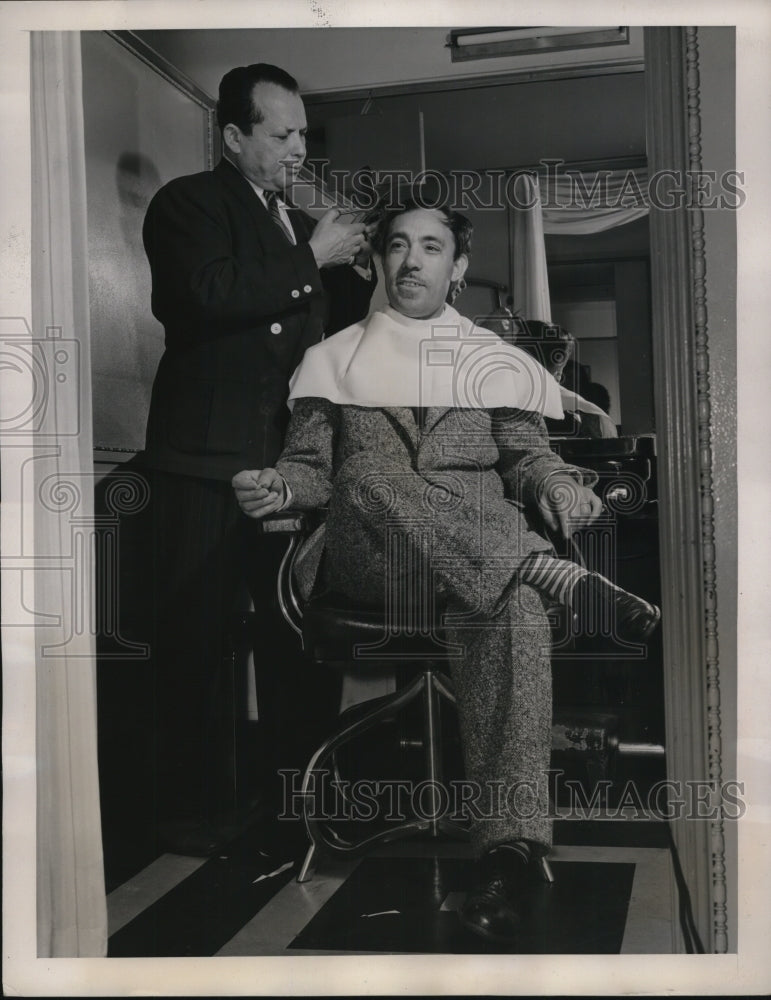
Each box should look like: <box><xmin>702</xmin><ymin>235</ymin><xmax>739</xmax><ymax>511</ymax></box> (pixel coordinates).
<box><xmin>232</xmin><ymin>468</ymin><xmax>286</xmax><ymax>518</ymax></box>
<box><xmin>537</xmin><ymin>473</ymin><xmax>603</xmax><ymax>539</ymax></box>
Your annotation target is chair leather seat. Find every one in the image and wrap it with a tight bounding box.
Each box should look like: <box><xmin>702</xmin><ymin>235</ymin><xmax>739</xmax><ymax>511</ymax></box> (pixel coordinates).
<box><xmin>302</xmin><ymin>591</ymin><xmax>450</xmax><ymax>664</ymax></box>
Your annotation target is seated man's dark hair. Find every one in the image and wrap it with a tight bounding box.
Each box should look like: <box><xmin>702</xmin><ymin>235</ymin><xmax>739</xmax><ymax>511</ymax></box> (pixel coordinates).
<box><xmin>216</xmin><ymin>64</ymin><xmax>300</xmax><ymax>134</ymax></box>
<box><xmin>371</xmin><ymin>183</ymin><xmax>473</xmax><ymax>262</ymax></box>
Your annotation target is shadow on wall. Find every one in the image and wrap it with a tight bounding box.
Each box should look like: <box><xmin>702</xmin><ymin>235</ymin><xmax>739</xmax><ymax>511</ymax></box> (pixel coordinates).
<box><xmin>116</xmin><ymin>151</ymin><xmax>162</xmax><ymax>239</ymax></box>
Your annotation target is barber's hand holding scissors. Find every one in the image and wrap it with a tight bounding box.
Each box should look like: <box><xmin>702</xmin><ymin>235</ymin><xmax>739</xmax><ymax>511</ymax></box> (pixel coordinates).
<box><xmin>309</xmin><ymin>207</ymin><xmax>369</xmax><ymax>268</ymax></box>
<box><xmin>232</xmin><ymin>469</ymin><xmax>286</xmax><ymax>518</ymax></box>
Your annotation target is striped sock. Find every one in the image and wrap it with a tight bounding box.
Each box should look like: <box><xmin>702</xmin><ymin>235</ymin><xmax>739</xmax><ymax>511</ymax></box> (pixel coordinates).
<box><xmin>519</xmin><ymin>551</ymin><xmax>589</xmax><ymax>605</ymax></box>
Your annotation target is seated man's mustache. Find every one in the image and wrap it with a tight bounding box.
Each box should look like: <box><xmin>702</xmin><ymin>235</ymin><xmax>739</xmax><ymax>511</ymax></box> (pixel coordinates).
<box><xmin>397</xmin><ymin>267</ymin><xmax>424</xmax><ymax>283</ymax></box>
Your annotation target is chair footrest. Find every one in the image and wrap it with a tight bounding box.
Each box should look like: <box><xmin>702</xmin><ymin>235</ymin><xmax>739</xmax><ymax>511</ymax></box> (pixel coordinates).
<box><xmin>552</xmin><ymin>710</ymin><xmax>619</xmax><ymax>754</ymax></box>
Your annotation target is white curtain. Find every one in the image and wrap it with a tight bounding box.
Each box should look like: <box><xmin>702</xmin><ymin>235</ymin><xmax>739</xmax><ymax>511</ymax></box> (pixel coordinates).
<box><xmin>31</xmin><ymin>31</ymin><xmax>107</xmax><ymax>957</ymax></box>
<box><xmin>507</xmin><ymin>168</ymin><xmax>650</xmax><ymax>322</ymax></box>
<box><xmin>541</xmin><ymin>167</ymin><xmax>649</xmax><ymax>235</ymax></box>
<box><xmin>509</xmin><ymin>173</ymin><xmax>553</xmax><ymax>323</ymax></box>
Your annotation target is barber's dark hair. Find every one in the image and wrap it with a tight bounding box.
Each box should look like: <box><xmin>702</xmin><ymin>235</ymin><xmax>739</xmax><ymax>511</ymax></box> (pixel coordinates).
<box><xmin>371</xmin><ymin>187</ymin><xmax>473</xmax><ymax>262</ymax></box>
<box><xmin>216</xmin><ymin>64</ymin><xmax>300</xmax><ymax>134</ymax></box>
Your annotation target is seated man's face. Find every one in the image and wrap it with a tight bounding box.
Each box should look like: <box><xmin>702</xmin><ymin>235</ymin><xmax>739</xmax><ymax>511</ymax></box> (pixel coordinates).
<box><xmin>382</xmin><ymin>208</ymin><xmax>468</xmax><ymax>320</ymax></box>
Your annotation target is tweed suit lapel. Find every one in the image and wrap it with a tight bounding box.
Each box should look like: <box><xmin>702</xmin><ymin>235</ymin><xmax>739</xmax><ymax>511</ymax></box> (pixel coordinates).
<box><xmin>382</xmin><ymin>407</ymin><xmax>419</xmax><ymax>451</ymax></box>
<box><xmin>379</xmin><ymin>407</ymin><xmax>453</xmax><ymax>453</ymax></box>
<box><xmin>420</xmin><ymin>406</ymin><xmax>452</xmax><ymax>436</ymax></box>
<box><xmin>379</xmin><ymin>407</ymin><xmax>456</xmax><ymax>461</ymax></box>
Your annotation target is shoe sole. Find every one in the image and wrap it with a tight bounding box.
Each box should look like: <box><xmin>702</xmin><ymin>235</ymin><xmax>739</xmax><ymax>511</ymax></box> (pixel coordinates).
<box><xmin>629</xmin><ymin>604</ymin><xmax>661</xmax><ymax>643</ymax></box>
<box><xmin>571</xmin><ymin>603</ymin><xmax>662</xmax><ymax>644</ymax></box>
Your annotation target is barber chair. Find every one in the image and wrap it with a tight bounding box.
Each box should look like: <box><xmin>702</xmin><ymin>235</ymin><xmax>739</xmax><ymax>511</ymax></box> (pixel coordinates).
<box><xmin>258</xmin><ymin>492</ymin><xmax>666</xmax><ymax>883</ymax></box>
<box><xmin>259</xmin><ymin>510</ymin><xmax>557</xmax><ymax>886</ymax></box>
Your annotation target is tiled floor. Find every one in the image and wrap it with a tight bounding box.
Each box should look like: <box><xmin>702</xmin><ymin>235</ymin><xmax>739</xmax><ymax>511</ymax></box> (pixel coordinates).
<box><xmin>106</xmin><ymin>820</ymin><xmax>676</xmax><ymax>956</ymax></box>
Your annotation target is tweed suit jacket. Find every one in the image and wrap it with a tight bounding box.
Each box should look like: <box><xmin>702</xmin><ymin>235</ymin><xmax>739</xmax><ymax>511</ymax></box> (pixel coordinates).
<box><xmin>276</xmin><ymin>398</ymin><xmax>597</xmax><ymax>616</ymax></box>
<box><xmin>142</xmin><ymin>159</ymin><xmax>375</xmax><ymax>481</ymax></box>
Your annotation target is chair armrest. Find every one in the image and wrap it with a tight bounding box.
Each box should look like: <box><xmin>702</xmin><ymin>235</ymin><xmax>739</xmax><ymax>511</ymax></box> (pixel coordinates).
<box><xmin>257</xmin><ymin>508</ymin><xmax>325</xmax><ymax>535</ymax></box>
<box><xmin>254</xmin><ymin>509</ymin><xmax>326</xmax><ymax>637</ymax></box>
<box><xmin>257</xmin><ymin>509</ymin><xmax>309</xmax><ymax>535</ymax></box>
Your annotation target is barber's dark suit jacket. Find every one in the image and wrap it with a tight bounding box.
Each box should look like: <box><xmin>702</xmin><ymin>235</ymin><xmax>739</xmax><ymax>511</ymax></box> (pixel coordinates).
<box><xmin>142</xmin><ymin>158</ymin><xmax>375</xmax><ymax>481</ymax></box>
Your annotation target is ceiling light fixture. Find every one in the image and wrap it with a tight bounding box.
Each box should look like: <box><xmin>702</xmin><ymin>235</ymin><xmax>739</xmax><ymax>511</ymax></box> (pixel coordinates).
<box><xmin>446</xmin><ymin>26</ymin><xmax>629</xmax><ymax>62</ymax></box>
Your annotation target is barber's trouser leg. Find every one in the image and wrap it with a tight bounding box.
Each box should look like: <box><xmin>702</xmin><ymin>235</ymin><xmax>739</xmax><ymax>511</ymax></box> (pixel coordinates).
<box><xmin>445</xmin><ymin>583</ymin><xmax>553</xmax><ymax>856</ymax></box>
<box><xmin>148</xmin><ymin>471</ymin><xmax>253</xmax><ymax>825</ymax></box>
<box><xmin>148</xmin><ymin>470</ymin><xmax>337</xmax><ymax>827</ymax></box>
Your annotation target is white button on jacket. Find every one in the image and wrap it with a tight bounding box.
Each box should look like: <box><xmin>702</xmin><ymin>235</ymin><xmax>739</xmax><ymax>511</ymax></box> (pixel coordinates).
<box><xmin>270</xmin><ymin>322</ymin><xmax>282</xmax><ymax>334</ymax></box>
<box><xmin>291</xmin><ymin>289</ymin><xmax>300</xmax><ymax>298</ymax></box>
<box><xmin>303</xmin><ymin>284</ymin><xmax>313</xmax><ymax>293</ymax></box>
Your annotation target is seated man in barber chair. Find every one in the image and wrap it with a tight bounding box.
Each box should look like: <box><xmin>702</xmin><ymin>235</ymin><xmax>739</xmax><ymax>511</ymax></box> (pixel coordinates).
<box><xmin>233</xmin><ymin>194</ymin><xmax>659</xmax><ymax>943</ymax></box>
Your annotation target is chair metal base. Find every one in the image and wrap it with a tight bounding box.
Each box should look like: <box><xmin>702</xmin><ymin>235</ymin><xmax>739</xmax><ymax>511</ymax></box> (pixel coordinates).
<box><xmin>296</xmin><ymin>665</ymin><xmax>470</xmax><ymax>882</ymax></box>
<box><xmin>293</xmin><ymin>665</ymin><xmax>558</xmax><ymax>887</ymax></box>
<box><xmin>298</xmin><ymin>830</ymin><xmax>556</xmax><ymax>885</ymax></box>
<box><xmin>539</xmin><ymin>856</ymin><xmax>555</xmax><ymax>883</ymax></box>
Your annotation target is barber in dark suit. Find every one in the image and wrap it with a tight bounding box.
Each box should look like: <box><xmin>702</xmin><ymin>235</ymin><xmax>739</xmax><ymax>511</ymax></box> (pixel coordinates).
<box><xmin>141</xmin><ymin>63</ymin><xmax>375</xmax><ymax>854</ymax></box>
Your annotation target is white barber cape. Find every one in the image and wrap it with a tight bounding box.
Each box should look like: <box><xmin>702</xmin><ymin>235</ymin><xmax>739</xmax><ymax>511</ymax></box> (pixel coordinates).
<box><xmin>288</xmin><ymin>304</ymin><xmax>566</xmax><ymax>417</ymax></box>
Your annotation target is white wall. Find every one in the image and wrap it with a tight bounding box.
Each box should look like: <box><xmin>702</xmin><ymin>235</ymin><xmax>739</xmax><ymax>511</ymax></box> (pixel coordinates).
<box><xmin>135</xmin><ymin>26</ymin><xmax>643</xmax><ymax>98</ymax></box>
<box><xmin>81</xmin><ymin>31</ymin><xmax>212</xmax><ymax>452</ymax></box>
<box><xmin>307</xmin><ymin>72</ymin><xmax>646</xmax><ymax>173</ymax></box>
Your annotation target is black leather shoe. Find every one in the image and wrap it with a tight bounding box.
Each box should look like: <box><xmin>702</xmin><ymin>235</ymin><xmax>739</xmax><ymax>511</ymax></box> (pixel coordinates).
<box><xmin>571</xmin><ymin>573</ymin><xmax>661</xmax><ymax>643</ymax></box>
<box><xmin>460</xmin><ymin>843</ymin><xmax>536</xmax><ymax>943</ymax></box>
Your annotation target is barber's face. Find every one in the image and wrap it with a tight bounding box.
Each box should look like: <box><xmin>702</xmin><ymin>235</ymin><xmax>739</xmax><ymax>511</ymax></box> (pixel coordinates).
<box><xmin>223</xmin><ymin>82</ymin><xmax>307</xmax><ymax>191</ymax></box>
<box><xmin>382</xmin><ymin>208</ymin><xmax>468</xmax><ymax>320</ymax></box>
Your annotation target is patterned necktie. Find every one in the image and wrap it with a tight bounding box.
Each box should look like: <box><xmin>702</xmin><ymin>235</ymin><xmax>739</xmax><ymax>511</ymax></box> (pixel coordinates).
<box><xmin>265</xmin><ymin>191</ymin><xmax>295</xmax><ymax>244</ymax></box>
